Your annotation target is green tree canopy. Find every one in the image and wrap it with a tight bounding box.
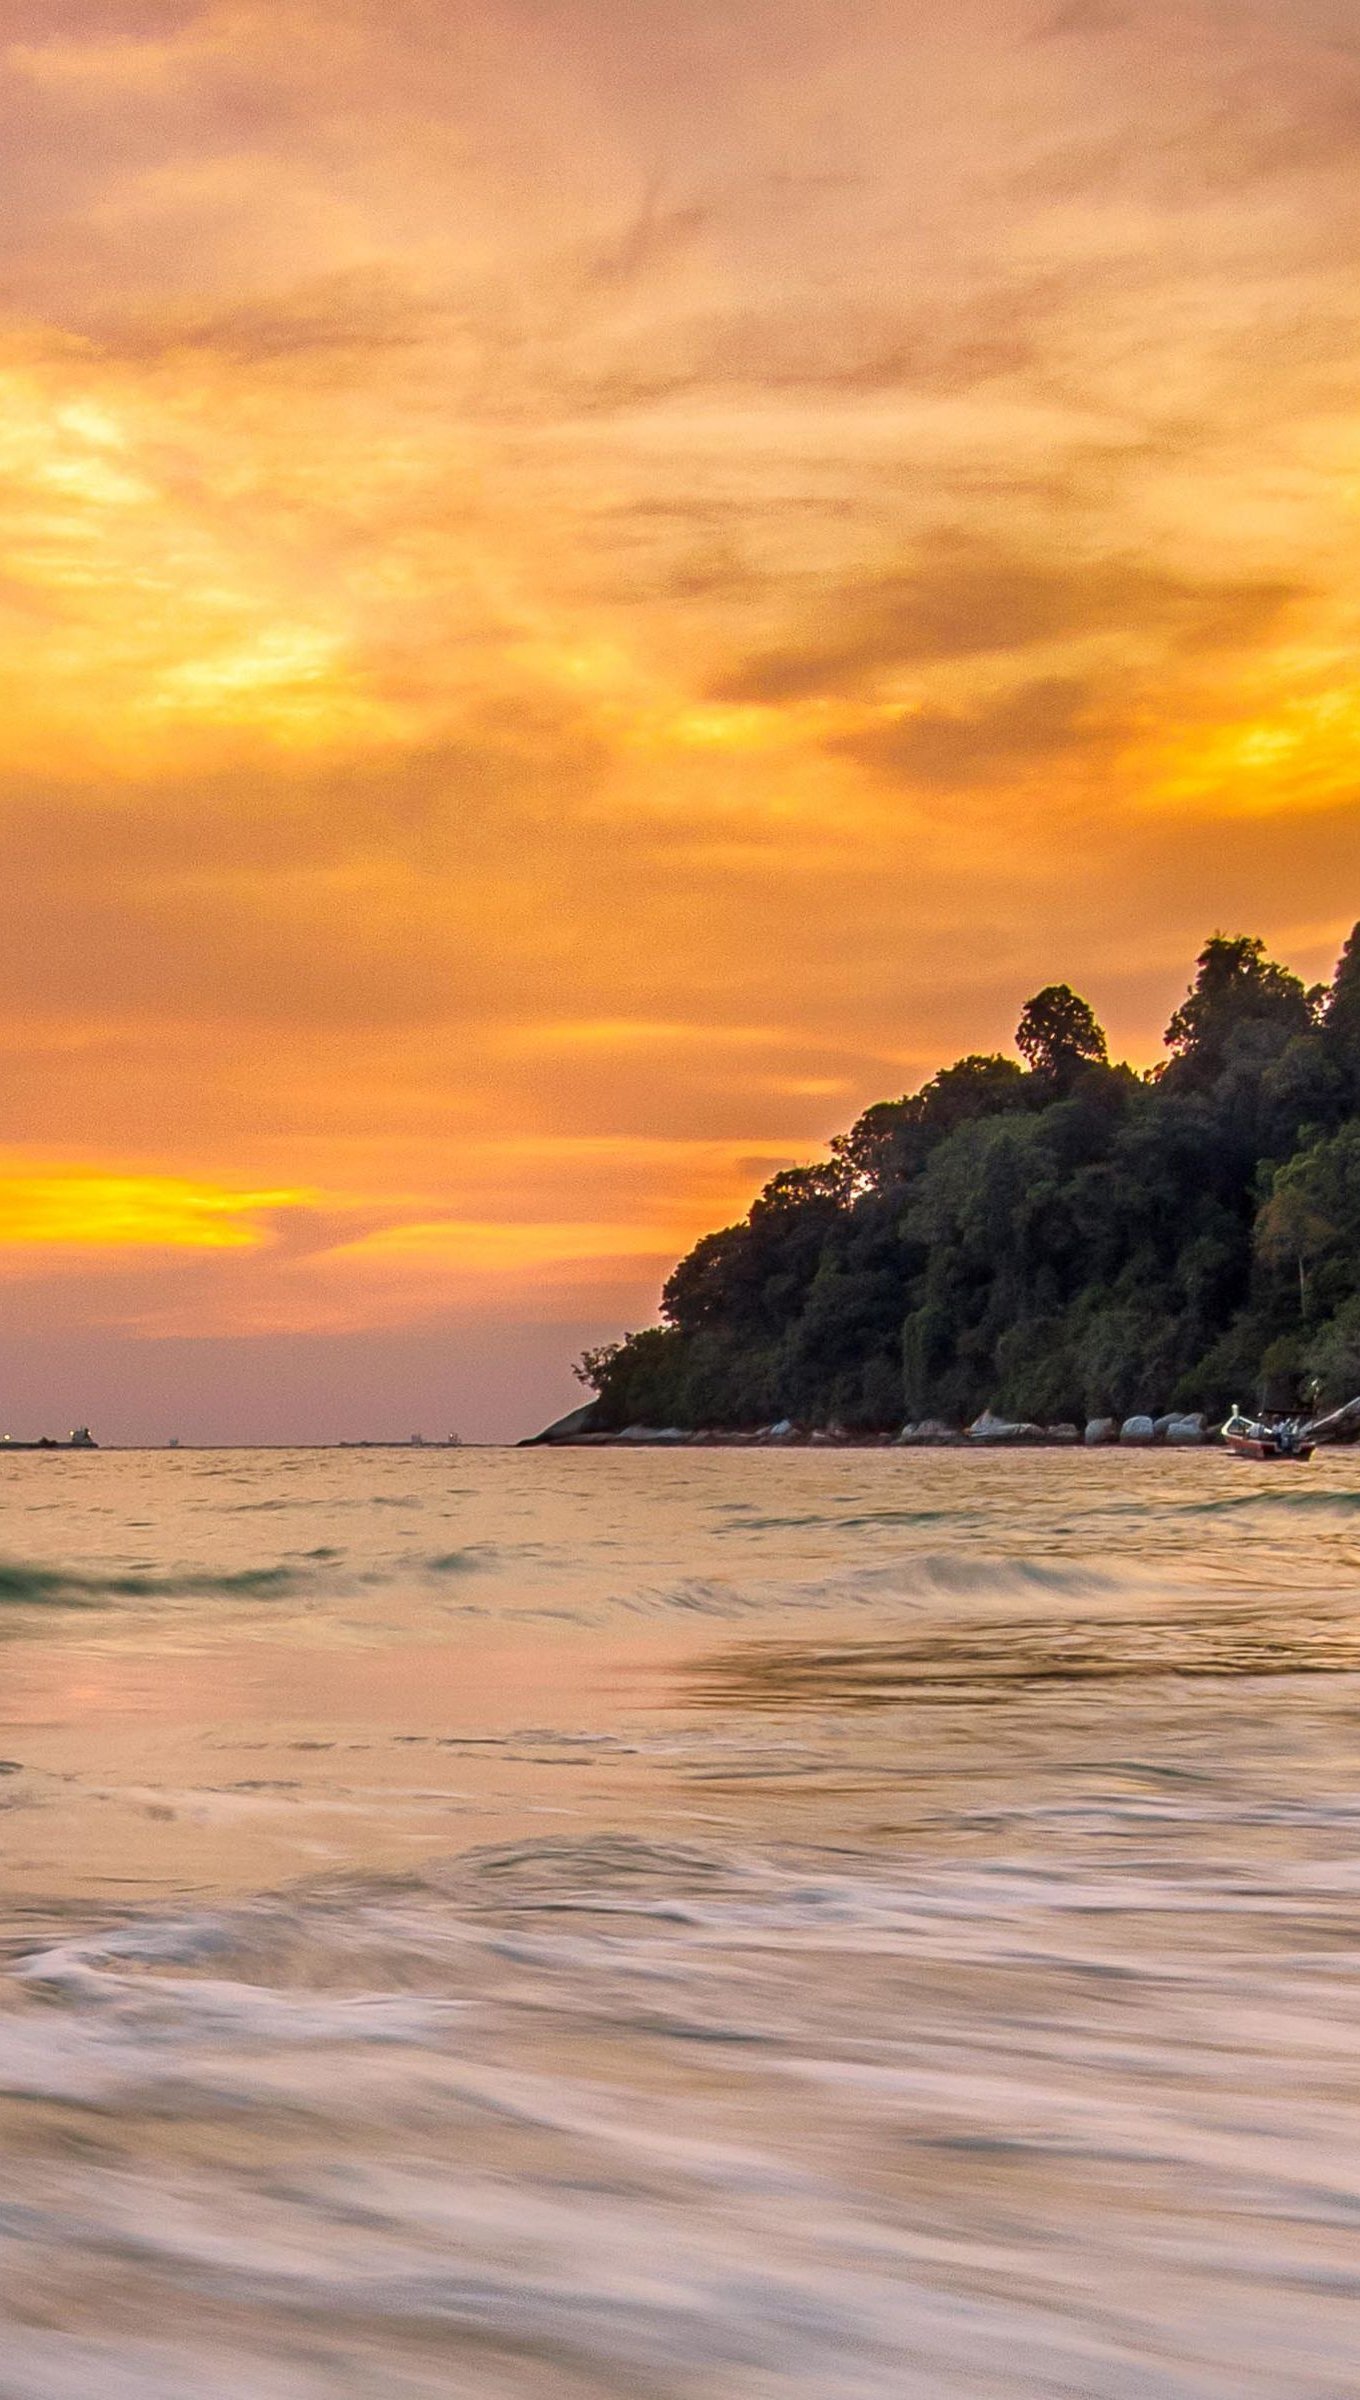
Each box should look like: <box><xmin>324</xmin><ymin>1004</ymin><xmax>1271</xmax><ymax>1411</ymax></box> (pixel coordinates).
<box><xmin>577</xmin><ymin>923</ymin><xmax>1360</xmax><ymax>1435</ymax></box>
<box><xmin>830</xmin><ymin>1055</ymin><xmax>1030</xmax><ymax>1195</ymax></box>
<box><xmin>1163</xmin><ymin>935</ymin><xmax>1315</xmax><ymax>1090</ymax></box>
<box><xmin>1015</xmin><ymin>985</ymin><xmax>1108</xmax><ymax>1090</ymax></box>
<box><xmin>1322</xmin><ymin>920</ymin><xmax>1360</xmax><ymax>1103</ymax></box>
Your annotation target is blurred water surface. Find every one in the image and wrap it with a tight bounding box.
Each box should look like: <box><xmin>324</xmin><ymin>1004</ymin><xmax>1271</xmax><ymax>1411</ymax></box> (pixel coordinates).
<box><xmin>1</xmin><ymin>1445</ymin><xmax>1358</xmax><ymax>2397</ymax></box>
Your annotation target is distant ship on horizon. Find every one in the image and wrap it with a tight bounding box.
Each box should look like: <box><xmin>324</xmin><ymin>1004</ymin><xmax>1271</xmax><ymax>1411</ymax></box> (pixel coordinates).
<box><xmin>337</xmin><ymin>1432</ymin><xmax>463</xmax><ymax>1449</ymax></box>
<box><xmin>0</xmin><ymin>1426</ymin><xmax>97</xmax><ymax>1452</ymax></box>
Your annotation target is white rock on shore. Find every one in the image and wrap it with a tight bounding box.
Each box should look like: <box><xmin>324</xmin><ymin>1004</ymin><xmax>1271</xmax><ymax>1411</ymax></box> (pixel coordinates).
<box><xmin>1166</xmin><ymin>1414</ymin><xmax>1206</xmax><ymax>1445</ymax></box>
<box><xmin>527</xmin><ymin>1407</ymin><xmax>1218</xmax><ymax>1449</ymax></box>
<box><xmin>967</xmin><ymin>1411</ymin><xmax>1072</xmax><ymax>1445</ymax></box>
<box><xmin>968</xmin><ymin>1410</ymin><xmax>1031</xmax><ymax>1443</ymax></box>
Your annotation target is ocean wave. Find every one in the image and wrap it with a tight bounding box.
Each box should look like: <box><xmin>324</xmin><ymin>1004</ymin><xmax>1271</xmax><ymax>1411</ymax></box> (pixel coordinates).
<box><xmin>0</xmin><ymin>1544</ymin><xmax>515</xmax><ymax>1610</ymax></box>
<box><xmin>0</xmin><ymin>1558</ymin><xmax>310</xmax><ymax>1606</ymax></box>
<box><xmin>449</xmin><ymin>1831</ymin><xmax>738</xmax><ymax>1896</ymax></box>
<box><xmin>888</xmin><ymin>1554</ymin><xmax>1117</xmax><ymax>1596</ymax></box>
<box><xmin>620</xmin><ymin>1554</ymin><xmax>1123</xmax><ymax>1624</ymax></box>
<box><xmin>690</xmin><ymin>1600</ymin><xmax>1360</xmax><ymax>1708</ymax></box>
<box><xmin>1181</xmin><ymin>1485</ymin><xmax>1360</xmax><ymax>1519</ymax></box>
<box><xmin>730</xmin><ymin>1506</ymin><xmax>983</xmax><ymax>1533</ymax></box>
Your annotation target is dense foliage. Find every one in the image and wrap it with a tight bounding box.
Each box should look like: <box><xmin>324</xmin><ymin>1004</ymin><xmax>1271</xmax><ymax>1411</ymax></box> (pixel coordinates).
<box><xmin>579</xmin><ymin>929</ymin><xmax>1360</xmax><ymax>1432</ymax></box>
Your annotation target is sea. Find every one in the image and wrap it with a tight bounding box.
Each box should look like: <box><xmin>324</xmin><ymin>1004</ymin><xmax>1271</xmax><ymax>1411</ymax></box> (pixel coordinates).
<box><xmin>1</xmin><ymin>1443</ymin><xmax>1358</xmax><ymax>2399</ymax></box>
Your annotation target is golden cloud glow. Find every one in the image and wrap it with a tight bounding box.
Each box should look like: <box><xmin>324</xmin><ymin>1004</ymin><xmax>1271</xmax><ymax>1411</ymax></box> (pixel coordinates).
<box><xmin>1</xmin><ymin>0</ymin><xmax>1359</xmax><ymax>1434</ymax></box>
<box><xmin>0</xmin><ymin>1175</ymin><xmax>310</xmax><ymax>1252</ymax></box>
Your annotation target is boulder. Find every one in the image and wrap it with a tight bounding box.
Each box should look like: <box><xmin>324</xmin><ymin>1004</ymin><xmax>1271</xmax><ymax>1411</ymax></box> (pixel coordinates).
<box><xmin>767</xmin><ymin>1419</ymin><xmax>797</xmax><ymax>1442</ymax></box>
<box><xmin>1166</xmin><ymin>1416</ymin><xmax>1205</xmax><ymax>1446</ymax></box>
<box><xmin>1084</xmin><ymin>1417</ymin><xmax>1117</xmax><ymax>1446</ymax></box>
<box><xmin>1120</xmin><ymin>1415</ymin><xmax>1156</xmax><ymax>1446</ymax></box>
<box><xmin>1153</xmin><ymin>1414</ymin><xmax>1177</xmax><ymax>1442</ymax></box>
<box><xmin>897</xmin><ymin>1420</ymin><xmax>963</xmax><ymax>1446</ymax></box>
<box><xmin>968</xmin><ymin>1409</ymin><xmax>1020</xmax><ymax>1442</ymax></box>
<box><xmin>969</xmin><ymin>1411</ymin><xmax>1047</xmax><ymax>1443</ymax></box>
<box><xmin>522</xmin><ymin>1401</ymin><xmax>600</xmax><ymax>1445</ymax></box>
<box><xmin>1045</xmin><ymin>1424</ymin><xmax>1080</xmax><ymax>1445</ymax></box>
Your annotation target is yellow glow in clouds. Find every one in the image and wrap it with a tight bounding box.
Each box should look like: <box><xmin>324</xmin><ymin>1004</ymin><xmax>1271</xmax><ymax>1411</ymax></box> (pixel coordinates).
<box><xmin>0</xmin><ymin>1176</ymin><xmax>307</xmax><ymax>1252</ymax></box>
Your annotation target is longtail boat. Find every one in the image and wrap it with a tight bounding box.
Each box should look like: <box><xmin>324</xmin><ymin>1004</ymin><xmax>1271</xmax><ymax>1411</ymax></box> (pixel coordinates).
<box><xmin>1221</xmin><ymin>1408</ymin><xmax>1313</xmax><ymax>1462</ymax></box>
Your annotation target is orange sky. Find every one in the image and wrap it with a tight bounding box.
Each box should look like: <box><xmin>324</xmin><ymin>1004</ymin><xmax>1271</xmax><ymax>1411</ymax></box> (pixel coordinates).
<box><xmin>3</xmin><ymin>0</ymin><xmax>1360</xmax><ymax>1441</ymax></box>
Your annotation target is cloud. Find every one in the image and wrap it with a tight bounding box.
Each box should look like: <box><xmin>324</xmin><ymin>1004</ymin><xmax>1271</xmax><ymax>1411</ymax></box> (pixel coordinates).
<box><xmin>834</xmin><ymin>675</ymin><xmax>1107</xmax><ymax>786</ymax></box>
<box><xmin>106</xmin><ymin>264</ymin><xmax>438</xmax><ymax>367</ymax></box>
<box><xmin>712</xmin><ymin>545</ymin><xmax>1305</xmax><ymax>705</ymax></box>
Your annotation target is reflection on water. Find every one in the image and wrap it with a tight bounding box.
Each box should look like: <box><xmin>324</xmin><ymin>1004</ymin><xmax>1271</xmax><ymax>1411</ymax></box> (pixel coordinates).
<box><xmin>1</xmin><ymin>1446</ymin><xmax>1359</xmax><ymax>2397</ymax></box>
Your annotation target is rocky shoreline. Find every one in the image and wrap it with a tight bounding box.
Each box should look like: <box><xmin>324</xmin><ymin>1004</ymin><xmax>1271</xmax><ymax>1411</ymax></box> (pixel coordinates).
<box><xmin>525</xmin><ymin>1406</ymin><xmax>1214</xmax><ymax>1449</ymax></box>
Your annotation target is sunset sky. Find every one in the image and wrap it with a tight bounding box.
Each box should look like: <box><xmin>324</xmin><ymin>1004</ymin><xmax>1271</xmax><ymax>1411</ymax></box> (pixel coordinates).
<box><xmin>3</xmin><ymin>0</ymin><xmax>1360</xmax><ymax>1441</ymax></box>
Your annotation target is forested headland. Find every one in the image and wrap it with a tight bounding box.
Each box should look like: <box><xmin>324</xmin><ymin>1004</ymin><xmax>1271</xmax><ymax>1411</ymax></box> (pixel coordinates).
<box><xmin>574</xmin><ymin>927</ymin><xmax>1360</xmax><ymax>1438</ymax></box>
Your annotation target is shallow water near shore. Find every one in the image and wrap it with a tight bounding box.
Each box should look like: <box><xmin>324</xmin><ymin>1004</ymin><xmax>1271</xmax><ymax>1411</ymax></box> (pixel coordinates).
<box><xmin>1</xmin><ymin>1444</ymin><xmax>1359</xmax><ymax>2397</ymax></box>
